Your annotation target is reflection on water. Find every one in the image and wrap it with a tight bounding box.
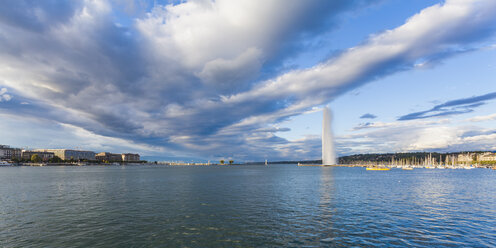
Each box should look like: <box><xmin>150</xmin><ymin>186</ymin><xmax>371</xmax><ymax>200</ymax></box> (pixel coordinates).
<box><xmin>318</xmin><ymin>168</ymin><xmax>337</xmax><ymax>244</ymax></box>
<box><xmin>0</xmin><ymin>165</ymin><xmax>495</xmax><ymax>247</ymax></box>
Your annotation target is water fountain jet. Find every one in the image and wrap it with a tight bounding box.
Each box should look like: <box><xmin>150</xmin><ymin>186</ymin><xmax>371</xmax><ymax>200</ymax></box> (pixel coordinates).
<box><xmin>322</xmin><ymin>106</ymin><xmax>336</xmax><ymax>165</ymax></box>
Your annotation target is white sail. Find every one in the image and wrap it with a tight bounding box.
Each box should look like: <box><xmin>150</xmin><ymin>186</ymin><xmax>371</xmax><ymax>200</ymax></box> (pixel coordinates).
<box><xmin>322</xmin><ymin>107</ymin><xmax>336</xmax><ymax>165</ymax></box>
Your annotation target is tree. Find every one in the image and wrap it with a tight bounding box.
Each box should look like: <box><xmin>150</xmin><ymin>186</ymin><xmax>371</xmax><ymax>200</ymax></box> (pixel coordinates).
<box><xmin>220</xmin><ymin>160</ymin><xmax>225</xmax><ymax>165</ymax></box>
<box><xmin>31</xmin><ymin>154</ymin><xmax>42</xmax><ymax>163</ymax></box>
<box><xmin>229</xmin><ymin>160</ymin><xmax>234</xmax><ymax>165</ymax></box>
<box><xmin>49</xmin><ymin>156</ymin><xmax>63</xmax><ymax>163</ymax></box>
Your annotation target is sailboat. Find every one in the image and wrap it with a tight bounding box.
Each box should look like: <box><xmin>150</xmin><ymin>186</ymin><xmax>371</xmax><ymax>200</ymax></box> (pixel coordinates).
<box><xmin>366</xmin><ymin>167</ymin><xmax>390</xmax><ymax>171</ymax></box>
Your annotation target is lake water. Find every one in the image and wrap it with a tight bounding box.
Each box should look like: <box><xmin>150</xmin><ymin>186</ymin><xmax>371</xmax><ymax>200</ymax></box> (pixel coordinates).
<box><xmin>1</xmin><ymin>165</ymin><xmax>495</xmax><ymax>247</ymax></box>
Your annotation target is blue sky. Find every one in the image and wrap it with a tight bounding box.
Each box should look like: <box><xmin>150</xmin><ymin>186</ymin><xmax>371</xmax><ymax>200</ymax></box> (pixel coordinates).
<box><xmin>0</xmin><ymin>0</ymin><xmax>496</xmax><ymax>162</ymax></box>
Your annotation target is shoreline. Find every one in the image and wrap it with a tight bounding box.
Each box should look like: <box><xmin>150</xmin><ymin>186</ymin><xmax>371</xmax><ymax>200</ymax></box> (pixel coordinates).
<box><xmin>2</xmin><ymin>162</ymin><xmax>494</xmax><ymax>170</ymax></box>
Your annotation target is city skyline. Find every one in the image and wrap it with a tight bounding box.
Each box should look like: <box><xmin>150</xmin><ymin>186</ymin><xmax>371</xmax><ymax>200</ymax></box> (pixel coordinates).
<box><xmin>1</xmin><ymin>0</ymin><xmax>496</xmax><ymax>162</ymax></box>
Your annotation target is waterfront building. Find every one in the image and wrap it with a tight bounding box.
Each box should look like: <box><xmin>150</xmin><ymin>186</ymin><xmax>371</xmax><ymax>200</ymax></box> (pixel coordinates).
<box><xmin>33</xmin><ymin>149</ymin><xmax>96</xmax><ymax>161</ymax></box>
<box><xmin>96</xmin><ymin>152</ymin><xmax>122</xmax><ymax>162</ymax></box>
<box><xmin>0</xmin><ymin>145</ymin><xmax>22</xmax><ymax>159</ymax></box>
<box><xmin>457</xmin><ymin>153</ymin><xmax>474</xmax><ymax>163</ymax></box>
<box><xmin>477</xmin><ymin>152</ymin><xmax>496</xmax><ymax>162</ymax></box>
<box><xmin>122</xmin><ymin>153</ymin><xmax>140</xmax><ymax>162</ymax></box>
<box><xmin>21</xmin><ymin>150</ymin><xmax>55</xmax><ymax>161</ymax></box>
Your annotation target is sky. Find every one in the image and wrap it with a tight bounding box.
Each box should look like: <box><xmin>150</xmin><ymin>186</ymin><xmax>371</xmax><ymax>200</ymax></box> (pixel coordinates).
<box><xmin>0</xmin><ymin>0</ymin><xmax>496</xmax><ymax>162</ymax></box>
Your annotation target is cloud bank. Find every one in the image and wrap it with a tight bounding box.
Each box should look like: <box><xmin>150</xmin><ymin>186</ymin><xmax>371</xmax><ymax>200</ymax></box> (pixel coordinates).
<box><xmin>1</xmin><ymin>0</ymin><xmax>496</xmax><ymax>160</ymax></box>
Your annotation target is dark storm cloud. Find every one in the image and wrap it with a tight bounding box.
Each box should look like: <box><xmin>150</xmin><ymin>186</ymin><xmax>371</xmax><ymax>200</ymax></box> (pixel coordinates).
<box><xmin>398</xmin><ymin>92</ymin><xmax>496</xmax><ymax>121</ymax></box>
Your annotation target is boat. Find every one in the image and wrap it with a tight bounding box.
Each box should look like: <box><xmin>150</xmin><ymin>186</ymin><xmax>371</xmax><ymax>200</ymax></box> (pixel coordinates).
<box><xmin>366</xmin><ymin>167</ymin><xmax>390</xmax><ymax>171</ymax></box>
<box><xmin>0</xmin><ymin>161</ymin><xmax>12</xmax><ymax>166</ymax></box>
<box><xmin>297</xmin><ymin>163</ymin><xmax>335</xmax><ymax>167</ymax></box>
<box><xmin>402</xmin><ymin>167</ymin><xmax>413</xmax><ymax>170</ymax></box>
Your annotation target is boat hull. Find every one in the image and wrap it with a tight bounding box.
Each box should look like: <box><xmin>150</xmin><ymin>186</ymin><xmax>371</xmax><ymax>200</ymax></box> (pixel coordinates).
<box><xmin>366</xmin><ymin>167</ymin><xmax>390</xmax><ymax>171</ymax></box>
<box><xmin>297</xmin><ymin>164</ymin><xmax>336</xmax><ymax>167</ymax></box>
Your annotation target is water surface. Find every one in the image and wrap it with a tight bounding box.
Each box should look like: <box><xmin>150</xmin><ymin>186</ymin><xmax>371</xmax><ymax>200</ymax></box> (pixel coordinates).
<box><xmin>1</xmin><ymin>165</ymin><xmax>495</xmax><ymax>247</ymax></box>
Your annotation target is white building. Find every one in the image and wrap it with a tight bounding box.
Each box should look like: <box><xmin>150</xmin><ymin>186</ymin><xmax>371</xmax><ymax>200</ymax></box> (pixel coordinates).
<box><xmin>457</xmin><ymin>153</ymin><xmax>475</xmax><ymax>163</ymax></box>
<box><xmin>122</xmin><ymin>153</ymin><xmax>140</xmax><ymax>162</ymax></box>
<box><xmin>21</xmin><ymin>150</ymin><xmax>55</xmax><ymax>161</ymax></box>
<box><xmin>0</xmin><ymin>145</ymin><xmax>22</xmax><ymax>159</ymax></box>
<box><xmin>33</xmin><ymin>149</ymin><xmax>95</xmax><ymax>161</ymax></box>
<box><xmin>478</xmin><ymin>152</ymin><xmax>496</xmax><ymax>161</ymax></box>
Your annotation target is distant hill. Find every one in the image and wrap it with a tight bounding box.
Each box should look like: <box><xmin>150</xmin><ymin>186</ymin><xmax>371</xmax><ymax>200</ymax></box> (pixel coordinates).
<box><xmin>338</xmin><ymin>151</ymin><xmax>489</xmax><ymax>164</ymax></box>
<box><xmin>246</xmin><ymin>151</ymin><xmax>492</xmax><ymax>165</ymax></box>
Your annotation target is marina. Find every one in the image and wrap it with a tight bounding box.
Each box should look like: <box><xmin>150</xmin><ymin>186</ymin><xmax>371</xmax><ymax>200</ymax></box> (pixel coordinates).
<box><xmin>0</xmin><ymin>161</ymin><xmax>12</xmax><ymax>166</ymax></box>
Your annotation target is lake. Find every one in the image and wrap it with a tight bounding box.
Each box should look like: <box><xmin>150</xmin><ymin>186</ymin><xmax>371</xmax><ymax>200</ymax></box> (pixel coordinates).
<box><xmin>1</xmin><ymin>165</ymin><xmax>495</xmax><ymax>247</ymax></box>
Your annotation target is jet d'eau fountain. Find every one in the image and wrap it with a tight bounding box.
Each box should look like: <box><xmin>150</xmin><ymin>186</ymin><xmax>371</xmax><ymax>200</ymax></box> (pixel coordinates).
<box><xmin>322</xmin><ymin>106</ymin><xmax>336</xmax><ymax>165</ymax></box>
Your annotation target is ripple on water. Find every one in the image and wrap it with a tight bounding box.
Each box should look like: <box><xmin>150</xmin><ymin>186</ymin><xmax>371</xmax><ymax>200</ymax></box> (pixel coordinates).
<box><xmin>0</xmin><ymin>166</ymin><xmax>495</xmax><ymax>247</ymax></box>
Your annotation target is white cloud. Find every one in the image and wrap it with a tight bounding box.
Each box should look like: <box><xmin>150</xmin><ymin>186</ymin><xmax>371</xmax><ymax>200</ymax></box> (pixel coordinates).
<box><xmin>225</xmin><ymin>0</ymin><xmax>496</xmax><ymax>109</ymax></box>
<box><xmin>0</xmin><ymin>87</ymin><xmax>12</xmax><ymax>102</ymax></box>
<box><xmin>136</xmin><ymin>0</ymin><xmax>352</xmax><ymax>71</ymax></box>
<box><xmin>463</xmin><ymin>133</ymin><xmax>496</xmax><ymax>143</ymax></box>
<box><xmin>338</xmin><ymin>116</ymin><xmax>496</xmax><ymax>155</ymax></box>
<box><xmin>352</xmin><ymin>119</ymin><xmax>450</xmax><ymax>131</ymax></box>
<box><xmin>58</xmin><ymin>123</ymin><xmax>166</xmax><ymax>154</ymax></box>
<box><xmin>197</xmin><ymin>47</ymin><xmax>263</xmax><ymax>93</ymax></box>
<box><xmin>467</xmin><ymin>113</ymin><xmax>496</xmax><ymax>122</ymax></box>
<box><xmin>406</xmin><ymin>126</ymin><xmax>462</xmax><ymax>150</ymax></box>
